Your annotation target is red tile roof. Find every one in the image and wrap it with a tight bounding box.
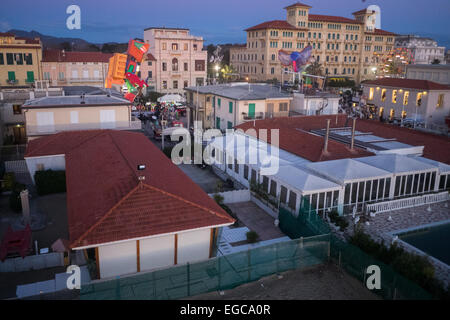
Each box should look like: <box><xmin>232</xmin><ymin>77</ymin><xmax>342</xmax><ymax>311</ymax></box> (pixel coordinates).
<box><xmin>237</xmin><ymin>115</ymin><xmax>374</xmax><ymax>162</ymax></box>
<box><xmin>308</xmin><ymin>14</ymin><xmax>363</xmax><ymax>24</ymax></box>
<box><xmin>284</xmin><ymin>2</ymin><xmax>312</xmax><ymax>9</ymax></box>
<box><xmin>25</xmin><ymin>130</ymin><xmax>234</xmax><ymax>248</ymax></box>
<box><xmin>367</xmin><ymin>28</ymin><xmax>397</xmax><ymax>36</ymax></box>
<box><xmin>145</xmin><ymin>53</ymin><xmax>156</xmax><ymax>61</ymax></box>
<box><xmin>0</xmin><ymin>32</ymin><xmax>15</xmax><ymax>37</ymax></box>
<box><xmin>245</xmin><ymin>20</ymin><xmax>302</xmax><ymax>31</ymax></box>
<box><xmin>363</xmin><ymin>78</ymin><xmax>450</xmax><ymax>91</ymax></box>
<box><xmin>352</xmin><ymin>8</ymin><xmax>375</xmax><ymax>15</ymax></box>
<box><xmin>237</xmin><ymin>115</ymin><xmax>450</xmax><ymax>165</ymax></box>
<box><xmin>42</xmin><ymin>49</ymin><xmax>113</xmax><ymax>63</ymax></box>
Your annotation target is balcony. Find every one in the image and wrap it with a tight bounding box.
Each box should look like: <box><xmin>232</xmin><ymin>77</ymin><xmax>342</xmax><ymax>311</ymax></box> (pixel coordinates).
<box><xmin>26</xmin><ymin>120</ymin><xmax>142</xmax><ymax>136</ymax></box>
<box><xmin>68</xmin><ymin>77</ymin><xmax>104</xmax><ymax>83</ymax></box>
<box><xmin>240</xmin><ymin>111</ymin><xmax>291</xmax><ymax>121</ymax></box>
<box><xmin>25</xmin><ymin>79</ymin><xmax>35</xmax><ymax>84</ymax></box>
<box><xmin>6</xmin><ymin>79</ymin><xmax>18</xmax><ymax>85</ymax></box>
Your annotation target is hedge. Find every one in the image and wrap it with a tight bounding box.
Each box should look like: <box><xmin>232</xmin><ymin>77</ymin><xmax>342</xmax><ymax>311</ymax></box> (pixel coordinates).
<box><xmin>35</xmin><ymin>170</ymin><xmax>66</xmax><ymax>195</ymax></box>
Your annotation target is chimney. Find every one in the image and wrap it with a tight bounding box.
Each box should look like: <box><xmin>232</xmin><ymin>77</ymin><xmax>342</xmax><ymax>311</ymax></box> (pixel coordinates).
<box><xmin>20</xmin><ymin>189</ymin><xmax>30</xmax><ymax>225</ymax></box>
<box><xmin>350</xmin><ymin>118</ymin><xmax>356</xmax><ymax>150</ymax></box>
<box><xmin>323</xmin><ymin>119</ymin><xmax>330</xmax><ymax>153</ymax></box>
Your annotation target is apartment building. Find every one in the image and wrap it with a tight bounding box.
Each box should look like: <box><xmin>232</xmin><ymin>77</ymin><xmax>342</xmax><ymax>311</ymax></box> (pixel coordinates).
<box><xmin>406</xmin><ymin>64</ymin><xmax>450</xmax><ymax>86</ymax></box>
<box><xmin>184</xmin><ymin>83</ymin><xmax>292</xmax><ymax>130</ymax></box>
<box><xmin>0</xmin><ymin>32</ymin><xmax>43</xmax><ymax>87</ymax></box>
<box><xmin>139</xmin><ymin>53</ymin><xmax>157</xmax><ymax>91</ymax></box>
<box><xmin>230</xmin><ymin>3</ymin><xmax>396</xmax><ymax>84</ymax></box>
<box><xmin>41</xmin><ymin>50</ymin><xmax>112</xmax><ymax>87</ymax></box>
<box><xmin>361</xmin><ymin>78</ymin><xmax>450</xmax><ymax>126</ymax></box>
<box><xmin>395</xmin><ymin>35</ymin><xmax>446</xmax><ymax>65</ymax></box>
<box><xmin>143</xmin><ymin>27</ymin><xmax>207</xmax><ymax>94</ymax></box>
<box><xmin>22</xmin><ymin>94</ymin><xmax>140</xmax><ymax>140</ymax></box>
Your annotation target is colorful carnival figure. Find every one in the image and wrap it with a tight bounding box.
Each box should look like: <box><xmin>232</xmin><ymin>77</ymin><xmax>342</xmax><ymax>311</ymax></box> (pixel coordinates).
<box><xmin>278</xmin><ymin>45</ymin><xmax>313</xmax><ymax>72</ymax></box>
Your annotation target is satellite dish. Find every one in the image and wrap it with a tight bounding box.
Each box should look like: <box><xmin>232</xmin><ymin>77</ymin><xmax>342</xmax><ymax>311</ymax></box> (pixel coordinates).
<box><xmin>367</xmin><ymin>5</ymin><xmax>381</xmax><ymax>29</ymax></box>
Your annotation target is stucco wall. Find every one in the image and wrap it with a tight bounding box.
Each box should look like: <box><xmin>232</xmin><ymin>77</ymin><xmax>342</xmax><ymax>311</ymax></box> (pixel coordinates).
<box><xmin>25</xmin><ymin>154</ymin><xmax>66</xmax><ymax>184</ymax></box>
<box><xmin>139</xmin><ymin>234</ymin><xmax>175</xmax><ymax>271</ymax></box>
<box><xmin>98</xmin><ymin>241</ymin><xmax>137</xmax><ymax>279</ymax></box>
<box><xmin>177</xmin><ymin>228</ymin><xmax>211</xmax><ymax>265</ymax></box>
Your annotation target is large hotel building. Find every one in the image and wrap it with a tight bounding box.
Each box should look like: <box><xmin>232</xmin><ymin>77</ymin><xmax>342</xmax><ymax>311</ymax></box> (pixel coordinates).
<box><xmin>230</xmin><ymin>2</ymin><xmax>397</xmax><ymax>84</ymax></box>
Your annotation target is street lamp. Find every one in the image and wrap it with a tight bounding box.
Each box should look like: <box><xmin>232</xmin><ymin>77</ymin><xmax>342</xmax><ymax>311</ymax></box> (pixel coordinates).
<box><xmin>214</xmin><ymin>65</ymin><xmax>220</xmax><ymax>83</ymax></box>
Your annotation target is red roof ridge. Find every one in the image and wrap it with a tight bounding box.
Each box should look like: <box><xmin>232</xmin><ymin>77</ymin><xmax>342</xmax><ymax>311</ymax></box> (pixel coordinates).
<box><xmin>71</xmin><ymin>182</ymin><xmax>234</xmax><ymax>248</ymax></box>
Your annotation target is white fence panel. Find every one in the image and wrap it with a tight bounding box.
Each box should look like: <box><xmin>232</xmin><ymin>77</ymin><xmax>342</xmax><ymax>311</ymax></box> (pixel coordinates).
<box><xmin>208</xmin><ymin>189</ymin><xmax>251</xmax><ymax>204</ymax></box>
<box><xmin>0</xmin><ymin>252</ymin><xmax>64</xmax><ymax>272</ymax></box>
<box><xmin>366</xmin><ymin>192</ymin><xmax>449</xmax><ymax>214</ymax></box>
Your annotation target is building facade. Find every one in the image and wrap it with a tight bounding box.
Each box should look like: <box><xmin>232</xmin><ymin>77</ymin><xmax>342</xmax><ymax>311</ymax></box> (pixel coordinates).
<box><xmin>139</xmin><ymin>53</ymin><xmax>157</xmax><ymax>92</ymax></box>
<box><xmin>143</xmin><ymin>27</ymin><xmax>207</xmax><ymax>94</ymax></box>
<box><xmin>184</xmin><ymin>83</ymin><xmax>293</xmax><ymax>130</ymax></box>
<box><xmin>0</xmin><ymin>32</ymin><xmax>43</xmax><ymax>87</ymax></box>
<box><xmin>406</xmin><ymin>64</ymin><xmax>450</xmax><ymax>86</ymax></box>
<box><xmin>22</xmin><ymin>94</ymin><xmax>140</xmax><ymax>140</ymax></box>
<box><xmin>395</xmin><ymin>35</ymin><xmax>446</xmax><ymax>65</ymax></box>
<box><xmin>230</xmin><ymin>3</ymin><xmax>396</xmax><ymax>84</ymax></box>
<box><xmin>41</xmin><ymin>50</ymin><xmax>112</xmax><ymax>87</ymax></box>
<box><xmin>361</xmin><ymin>78</ymin><xmax>450</xmax><ymax>126</ymax></box>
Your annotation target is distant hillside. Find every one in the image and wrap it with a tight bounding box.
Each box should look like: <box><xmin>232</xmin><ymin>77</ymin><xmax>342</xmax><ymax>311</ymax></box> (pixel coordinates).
<box><xmin>7</xmin><ymin>29</ymin><xmax>127</xmax><ymax>53</ymax></box>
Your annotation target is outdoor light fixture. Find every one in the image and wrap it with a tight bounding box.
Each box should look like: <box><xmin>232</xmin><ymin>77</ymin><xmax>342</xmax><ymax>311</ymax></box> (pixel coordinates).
<box><xmin>137</xmin><ymin>164</ymin><xmax>146</xmax><ymax>170</ymax></box>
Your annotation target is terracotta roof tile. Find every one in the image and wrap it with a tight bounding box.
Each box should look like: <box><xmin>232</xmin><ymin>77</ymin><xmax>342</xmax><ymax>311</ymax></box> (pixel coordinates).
<box><xmin>245</xmin><ymin>20</ymin><xmax>303</xmax><ymax>31</ymax></box>
<box><xmin>25</xmin><ymin>130</ymin><xmax>234</xmax><ymax>248</ymax></box>
<box><xmin>42</xmin><ymin>49</ymin><xmax>113</xmax><ymax>63</ymax></box>
<box><xmin>308</xmin><ymin>14</ymin><xmax>363</xmax><ymax>24</ymax></box>
<box><xmin>284</xmin><ymin>2</ymin><xmax>312</xmax><ymax>9</ymax></box>
<box><xmin>363</xmin><ymin>78</ymin><xmax>450</xmax><ymax>91</ymax></box>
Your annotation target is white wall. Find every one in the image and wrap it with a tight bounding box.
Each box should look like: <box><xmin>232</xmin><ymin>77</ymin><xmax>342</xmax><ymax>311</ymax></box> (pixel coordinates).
<box><xmin>139</xmin><ymin>235</ymin><xmax>175</xmax><ymax>271</ymax></box>
<box><xmin>98</xmin><ymin>241</ymin><xmax>137</xmax><ymax>279</ymax></box>
<box><xmin>25</xmin><ymin>155</ymin><xmax>66</xmax><ymax>184</ymax></box>
<box><xmin>177</xmin><ymin>229</ymin><xmax>211</xmax><ymax>265</ymax></box>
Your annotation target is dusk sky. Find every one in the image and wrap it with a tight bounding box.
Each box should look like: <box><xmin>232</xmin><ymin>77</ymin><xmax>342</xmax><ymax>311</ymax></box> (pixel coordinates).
<box><xmin>1</xmin><ymin>0</ymin><xmax>450</xmax><ymax>47</ymax></box>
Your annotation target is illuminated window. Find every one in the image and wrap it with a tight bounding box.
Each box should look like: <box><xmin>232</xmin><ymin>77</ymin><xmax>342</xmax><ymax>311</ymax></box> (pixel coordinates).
<box><xmin>389</xmin><ymin>108</ymin><xmax>395</xmax><ymax>120</ymax></box>
<box><xmin>162</xmin><ymin>43</ymin><xmax>167</xmax><ymax>50</ymax></box>
<box><xmin>392</xmin><ymin>90</ymin><xmax>397</xmax><ymax>103</ymax></box>
<box><xmin>403</xmin><ymin>91</ymin><xmax>409</xmax><ymax>105</ymax></box>
<box><xmin>416</xmin><ymin>93</ymin><xmax>423</xmax><ymax>106</ymax></box>
<box><xmin>379</xmin><ymin>107</ymin><xmax>384</xmax><ymax>118</ymax></box>
<box><xmin>401</xmin><ymin>110</ymin><xmax>407</xmax><ymax>119</ymax></box>
<box><xmin>369</xmin><ymin>88</ymin><xmax>374</xmax><ymax>100</ymax></box>
<box><xmin>437</xmin><ymin>94</ymin><xmax>444</xmax><ymax>108</ymax></box>
<box><xmin>381</xmin><ymin>89</ymin><xmax>386</xmax><ymax>102</ymax></box>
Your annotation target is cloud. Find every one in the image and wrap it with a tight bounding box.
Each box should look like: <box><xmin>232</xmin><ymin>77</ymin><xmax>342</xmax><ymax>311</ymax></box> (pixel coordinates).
<box><xmin>0</xmin><ymin>20</ymin><xmax>11</xmax><ymax>32</ymax></box>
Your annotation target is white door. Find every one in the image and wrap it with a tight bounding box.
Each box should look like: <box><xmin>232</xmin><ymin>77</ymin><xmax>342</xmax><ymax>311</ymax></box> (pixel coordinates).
<box><xmin>70</xmin><ymin>111</ymin><xmax>79</xmax><ymax>129</ymax></box>
<box><xmin>100</xmin><ymin>110</ymin><xmax>116</xmax><ymax>129</ymax></box>
<box><xmin>36</xmin><ymin>112</ymin><xmax>55</xmax><ymax>133</ymax></box>
<box><xmin>72</xmin><ymin>70</ymin><xmax>78</xmax><ymax>79</ymax></box>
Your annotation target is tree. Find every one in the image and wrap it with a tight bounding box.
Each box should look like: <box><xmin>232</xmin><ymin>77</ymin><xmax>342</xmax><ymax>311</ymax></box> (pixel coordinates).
<box><xmin>220</xmin><ymin>65</ymin><xmax>236</xmax><ymax>82</ymax></box>
<box><xmin>60</xmin><ymin>41</ymin><xmax>72</xmax><ymax>51</ymax></box>
<box><xmin>88</xmin><ymin>44</ymin><xmax>101</xmax><ymax>52</ymax></box>
<box><xmin>305</xmin><ymin>61</ymin><xmax>324</xmax><ymax>76</ymax></box>
<box><xmin>431</xmin><ymin>58</ymin><xmax>441</xmax><ymax>65</ymax></box>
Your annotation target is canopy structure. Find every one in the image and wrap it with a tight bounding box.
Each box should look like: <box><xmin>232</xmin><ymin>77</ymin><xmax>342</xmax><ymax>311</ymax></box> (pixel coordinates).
<box><xmin>355</xmin><ymin>154</ymin><xmax>438</xmax><ymax>175</ymax></box>
<box><xmin>305</xmin><ymin>158</ymin><xmax>392</xmax><ymax>185</ymax></box>
<box><xmin>0</xmin><ymin>225</ymin><xmax>32</xmax><ymax>261</ymax></box>
<box><xmin>263</xmin><ymin>165</ymin><xmax>341</xmax><ymax>194</ymax></box>
<box><xmin>413</xmin><ymin>157</ymin><xmax>450</xmax><ymax>175</ymax></box>
<box><xmin>157</xmin><ymin>94</ymin><xmax>186</xmax><ymax>103</ymax></box>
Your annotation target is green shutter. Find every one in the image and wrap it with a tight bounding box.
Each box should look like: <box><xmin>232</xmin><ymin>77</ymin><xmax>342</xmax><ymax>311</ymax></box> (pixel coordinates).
<box><xmin>227</xmin><ymin>121</ymin><xmax>233</xmax><ymax>129</ymax></box>
<box><xmin>248</xmin><ymin>103</ymin><xmax>255</xmax><ymax>118</ymax></box>
<box><xmin>26</xmin><ymin>71</ymin><xmax>34</xmax><ymax>82</ymax></box>
<box><xmin>8</xmin><ymin>71</ymin><xmax>15</xmax><ymax>81</ymax></box>
<box><xmin>229</xmin><ymin>102</ymin><xmax>233</xmax><ymax>114</ymax></box>
<box><xmin>218</xmin><ymin>98</ymin><xmax>221</xmax><ymax>107</ymax></box>
<box><xmin>216</xmin><ymin>117</ymin><xmax>220</xmax><ymax>129</ymax></box>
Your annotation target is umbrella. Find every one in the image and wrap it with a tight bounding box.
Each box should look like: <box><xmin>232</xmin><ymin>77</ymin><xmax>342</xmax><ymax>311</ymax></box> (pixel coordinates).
<box><xmin>51</xmin><ymin>238</ymin><xmax>70</xmax><ymax>252</ymax></box>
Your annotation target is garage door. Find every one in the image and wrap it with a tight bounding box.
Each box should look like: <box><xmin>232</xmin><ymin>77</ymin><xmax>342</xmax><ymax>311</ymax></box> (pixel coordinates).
<box><xmin>36</xmin><ymin>112</ymin><xmax>55</xmax><ymax>133</ymax></box>
<box><xmin>98</xmin><ymin>241</ymin><xmax>137</xmax><ymax>278</ymax></box>
<box><xmin>100</xmin><ymin>110</ymin><xmax>116</xmax><ymax>129</ymax></box>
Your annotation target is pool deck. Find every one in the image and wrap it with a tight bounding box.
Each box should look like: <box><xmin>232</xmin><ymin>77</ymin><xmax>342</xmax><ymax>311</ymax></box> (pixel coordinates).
<box><xmin>352</xmin><ymin>200</ymin><xmax>450</xmax><ymax>289</ymax></box>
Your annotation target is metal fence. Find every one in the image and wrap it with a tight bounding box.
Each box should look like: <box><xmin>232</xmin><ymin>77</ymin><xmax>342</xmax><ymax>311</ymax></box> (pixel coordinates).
<box><xmin>0</xmin><ymin>144</ymin><xmax>26</xmax><ymax>162</ymax></box>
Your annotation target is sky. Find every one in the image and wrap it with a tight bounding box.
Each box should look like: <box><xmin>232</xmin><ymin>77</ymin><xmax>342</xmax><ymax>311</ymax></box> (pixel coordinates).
<box><xmin>1</xmin><ymin>0</ymin><xmax>450</xmax><ymax>48</ymax></box>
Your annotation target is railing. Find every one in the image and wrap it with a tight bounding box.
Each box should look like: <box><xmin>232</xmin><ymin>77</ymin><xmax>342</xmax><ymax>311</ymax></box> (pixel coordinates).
<box><xmin>26</xmin><ymin>120</ymin><xmax>142</xmax><ymax>136</ymax></box>
<box><xmin>0</xmin><ymin>144</ymin><xmax>26</xmax><ymax>161</ymax></box>
<box><xmin>68</xmin><ymin>78</ymin><xmax>104</xmax><ymax>82</ymax></box>
<box><xmin>365</xmin><ymin>191</ymin><xmax>449</xmax><ymax>214</ymax></box>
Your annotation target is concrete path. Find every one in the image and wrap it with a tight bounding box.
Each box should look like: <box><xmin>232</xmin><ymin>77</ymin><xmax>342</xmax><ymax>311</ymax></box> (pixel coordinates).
<box><xmin>227</xmin><ymin>202</ymin><xmax>285</xmax><ymax>241</ymax></box>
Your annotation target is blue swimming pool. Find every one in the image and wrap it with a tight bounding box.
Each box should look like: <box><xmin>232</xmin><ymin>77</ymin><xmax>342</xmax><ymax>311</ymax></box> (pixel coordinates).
<box><xmin>398</xmin><ymin>223</ymin><xmax>450</xmax><ymax>265</ymax></box>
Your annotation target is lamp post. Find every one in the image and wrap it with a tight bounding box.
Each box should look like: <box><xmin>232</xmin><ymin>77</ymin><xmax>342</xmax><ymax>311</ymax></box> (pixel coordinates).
<box><xmin>214</xmin><ymin>65</ymin><xmax>220</xmax><ymax>84</ymax></box>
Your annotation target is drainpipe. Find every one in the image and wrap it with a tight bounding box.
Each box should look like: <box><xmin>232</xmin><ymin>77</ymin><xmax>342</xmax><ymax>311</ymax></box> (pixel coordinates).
<box><xmin>324</xmin><ymin>119</ymin><xmax>330</xmax><ymax>153</ymax></box>
<box><xmin>350</xmin><ymin>117</ymin><xmax>356</xmax><ymax>150</ymax></box>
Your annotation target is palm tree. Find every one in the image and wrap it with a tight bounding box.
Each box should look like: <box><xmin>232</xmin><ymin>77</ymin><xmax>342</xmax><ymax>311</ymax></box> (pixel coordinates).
<box><xmin>220</xmin><ymin>65</ymin><xmax>236</xmax><ymax>82</ymax></box>
<box><xmin>305</xmin><ymin>61</ymin><xmax>324</xmax><ymax>89</ymax></box>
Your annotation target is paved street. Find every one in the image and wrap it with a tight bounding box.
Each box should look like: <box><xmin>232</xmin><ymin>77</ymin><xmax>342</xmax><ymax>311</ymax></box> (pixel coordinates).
<box><xmin>178</xmin><ymin>164</ymin><xmax>225</xmax><ymax>194</ymax></box>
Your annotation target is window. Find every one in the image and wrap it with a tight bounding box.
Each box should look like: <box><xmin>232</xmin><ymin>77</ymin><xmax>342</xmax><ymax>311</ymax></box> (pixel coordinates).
<box><xmin>6</xmin><ymin>53</ymin><xmax>13</xmax><ymax>65</ymax></box>
<box><xmin>43</xmin><ymin>72</ymin><xmax>50</xmax><ymax>80</ymax></box>
<box><xmin>403</xmin><ymin>91</ymin><xmax>409</xmax><ymax>105</ymax></box>
<box><xmin>195</xmin><ymin>60</ymin><xmax>205</xmax><ymax>71</ymax></box>
<box><xmin>0</xmin><ymin>53</ymin><xmax>3</xmax><ymax>65</ymax></box>
<box><xmin>173</xmin><ymin>80</ymin><xmax>178</xmax><ymax>89</ymax></box>
<box><xmin>437</xmin><ymin>94</ymin><xmax>444</xmax><ymax>108</ymax></box>
<box><xmin>217</xmin><ymin>98</ymin><xmax>221</xmax><ymax>107</ymax></box>
<box><xmin>184</xmin><ymin>62</ymin><xmax>188</xmax><ymax>71</ymax></box>
<box><xmin>229</xmin><ymin>101</ymin><xmax>233</xmax><ymax>113</ymax></box>
<box><xmin>279</xmin><ymin>102</ymin><xmax>288</xmax><ymax>112</ymax></box>
<box><xmin>416</xmin><ymin>92</ymin><xmax>423</xmax><ymax>106</ymax></box>
<box><xmin>381</xmin><ymin>89</ymin><xmax>386</xmax><ymax>102</ymax></box>
<box><xmin>162</xmin><ymin>81</ymin><xmax>167</xmax><ymax>89</ymax></box>
<box><xmin>280</xmin><ymin>186</ymin><xmax>288</xmax><ymax>204</ymax></box>
<box><xmin>369</xmin><ymin>88</ymin><xmax>374</xmax><ymax>100</ymax></box>
<box><xmin>172</xmin><ymin>43</ymin><xmax>178</xmax><ymax>51</ymax></box>
<box><xmin>392</xmin><ymin>90</ymin><xmax>397</xmax><ymax>103</ymax></box>
<box><xmin>13</xmin><ymin>104</ymin><xmax>21</xmax><ymax>115</ymax></box>
<box><xmin>184</xmin><ymin>80</ymin><xmax>188</xmax><ymax>88</ymax></box>
<box><xmin>244</xmin><ymin>165</ymin><xmax>249</xmax><ymax>180</ymax></box>
<box><xmin>172</xmin><ymin>58</ymin><xmax>178</xmax><ymax>71</ymax></box>
<box><xmin>15</xmin><ymin>53</ymin><xmax>23</xmax><ymax>65</ymax></box>
<box><xmin>271</xmin><ymin>67</ymin><xmax>274</xmax><ymax>74</ymax></box>
<box><xmin>184</xmin><ymin>43</ymin><xmax>188</xmax><ymax>51</ymax></box>
<box><xmin>7</xmin><ymin>71</ymin><xmax>15</xmax><ymax>81</ymax></box>
<box><xmin>162</xmin><ymin>62</ymin><xmax>167</xmax><ymax>71</ymax></box>
<box><xmin>193</xmin><ymin>44</ymin><xmax>198</xmax><ymax>51</ymax></box>
<box><xmin>162</xmin><ymin>43</ymin><xmax>167</xmax><ymax>50</ymax></box>
<box><xmin>26</xmin><ymin>71</ymin><xmax>34</xmax><ymax>83</ymax></box>
<box><xmin>147</xmin><ymin>61</ymin><xmax>152</xmax><ymax>66</ymax></box>
<box><xmin>288</xmin><ymin>191</ymin><xmax>297</xmax><ymax>210</ymax></box>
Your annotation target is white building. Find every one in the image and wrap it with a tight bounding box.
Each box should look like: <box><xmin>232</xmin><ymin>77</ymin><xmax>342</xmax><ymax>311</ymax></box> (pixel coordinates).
<box><xmin>24</xmin><ymin>130</ymin><xmax>234</xmax><ymax>279</ymax></box>
<box><xmin>406</xmin><ymin>64</ymin><xmax>450</xmax><ymax>86</ymax></box>
<box><xmin>395</xmin><ymin>35</ymin><xmax>446</xmax><ymax>65</ymax></box>
<box><xmin>362</xmin><ymin>77</ymin><xmax>450</xmax><ymax>126</ymax></box>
